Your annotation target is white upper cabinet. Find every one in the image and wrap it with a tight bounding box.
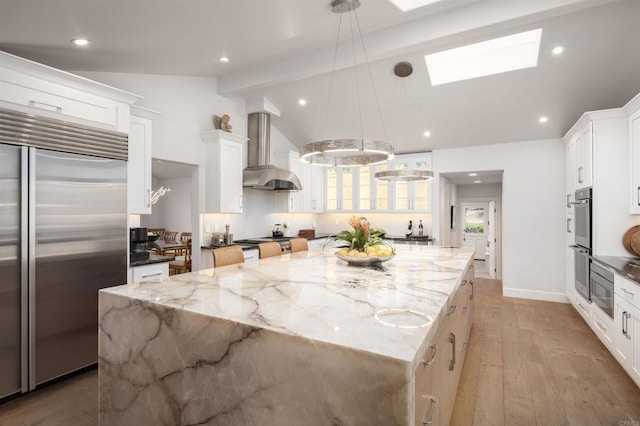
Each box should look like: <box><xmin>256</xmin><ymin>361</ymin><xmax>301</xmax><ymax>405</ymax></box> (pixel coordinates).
<box><xmin>0</xmin><ymin>51</ymin><xmax>139</xmax><ymax>132</ymax></box>
<box><xmin>563</xmin><ymin>107</ymin><xmax>631</xmax><ymax>256</ymax></box>
<box><xmin>390</xmin><ymin>153</ymin><xmax>433</xmax><ymax>212</ymax></box>
<box><xmin>323</xmin><ymin>152</ymin><xmax>433</xmax><ymax>213</ymax></box>
<box><xmin>275</xmin><ymin>151</ymin><xmax>303</xmax><ymax>213</ymax></box>
<box><xmin>128</xmin><ymin>106</ymin><xmax>160</xmax><ymax>214</ymax></box>
<box><xmin>627</xmin><ymin>92</ymin><xmax>640</xmax><ymax>214</ymax></box>
<box><xmin>566</xmin><ymin>135</ymin><xmax>577</xmax><ymax>209</ymax></box>
<box><xmin>201</xmin><ymin>130</ymin><xmax>246</xmax><ymax>214</ymax></box>
<box><xmin>575</xmin><ymin>122</ymin><xmax>593</xmax><ymax>189</ymax></box>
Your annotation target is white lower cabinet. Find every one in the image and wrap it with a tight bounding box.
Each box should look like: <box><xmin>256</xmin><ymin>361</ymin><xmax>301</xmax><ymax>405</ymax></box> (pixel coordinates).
<box><xmin>243</xmin><ymin>248</ymin><xmax>259</xmax><ymax>263</ymax></box>
<box><xmin>129</xmin><ymin>262</ymin><xmax>169</xmax><ymax>284</ymax></box>
<box><xmin>614</xmin><ymin>274</ymin><xmax>640</xmax><ymax>387</ymax></box>
<box><xmin>414</xmin><ymin>263</ymin><xmax>473</xmax><ymax>425</ymax></box>
<box><xmin>591</xmin><ymin>304</ymin><xmax>614</xmax><ymax>352</ymax></box>
<box><xmin>572</xmin><ymin>290</ymin><xmax>592</xmax><ymax>326</ymax></box>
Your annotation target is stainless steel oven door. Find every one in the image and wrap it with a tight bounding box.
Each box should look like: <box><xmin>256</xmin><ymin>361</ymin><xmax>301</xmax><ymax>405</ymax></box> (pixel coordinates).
<box><xmin>571</xmin><ymin>245</ymin><xmax>591</xmax><ymax>302</ymax></box>
<box><xmin>572</xmin><ymin>188</ymin><xmax>591</xmax><ymax>249</ymax></box>
<box><xmin>590</xmin><ymin>263</ymin><xmax>614</xmax><ymax>318</ymax></box>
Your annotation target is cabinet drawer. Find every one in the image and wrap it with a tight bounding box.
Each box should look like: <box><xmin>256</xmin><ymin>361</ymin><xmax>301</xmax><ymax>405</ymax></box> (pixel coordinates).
<box><xmin>591</xmin><ymin>304</ymin><xmax>614</xmax><ymax>351</ymax></box>
<box><xmin>415</xmin><ymin>353</ymin><xmax>439</xmax><ymax>426</ymax></box>
<box><xmin>573</xmin><ymin>293</ymin><xmax>592</xmax><ymax>325</ymax></box>
<box><xmin>615</xmin><ymin>274</ymin><xmax>639</xmax><ymax>308</ymax></box>
<box><xmin>1</xmin><ymin>68</ymin><xmax>120</xmax><ymax>128</ymax></box>
<box><xmin>131</xmin><ymin>262</ymin><xmax>169</xmax><ymax>283</ymax></box>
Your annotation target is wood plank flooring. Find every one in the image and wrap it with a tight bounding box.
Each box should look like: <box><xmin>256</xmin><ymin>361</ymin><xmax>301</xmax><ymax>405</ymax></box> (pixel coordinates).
<box><xmin>452</xmin><ymin>278</ymin><xmax>640</xmax><ymax>426</ymax></box>
<box><xmin>1</xmin><ymin>277</ymin><xmax>638</xmax><ymax>425</ymax></box>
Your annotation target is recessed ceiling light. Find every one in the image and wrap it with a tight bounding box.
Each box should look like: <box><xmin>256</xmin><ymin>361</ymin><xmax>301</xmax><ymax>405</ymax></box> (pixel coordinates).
<box><xmin>552</xmin><ymin>46</ymin><xmax>564</xmax><ymax>55</ymax></box>
<box><xmin>298</xmin><ymin>98</ymin><xmax>307</xmax><ymax>106</ymax></box>
<box><xmin>219</xmin><ymin>56</ymin><xmax>229</xmax><ymax>63</ymax></box>
<box><xmin>423</xmin><ymin>130</ymin><xmax>431</xmax><ymax>137</ymax></box>
<box><xmin>474</xmin><ymin>180</ymin><xmax>482</xmax><ymax>183</ymax></box>
<box><xmin>468</xmin><ymin>173</ymin><xmax>478</xmax><ymax>176</ymax></box>
<box><xmin>388</xmin><ymin>0</ymin><xmax>443</xmax><ymax>12</ymax></box>
<box><xmin>539</xmin><ymin>116</ymin><xmax>549</xmax><ymax>123</ymax></box>
<box><xmin>424</xmin><ymin>28</ymin><xmax>542</xmax><ymax>86</ymax></box>
<box><xmin>71</xmin><ymin>39</ymin><xmax>89</xmax><ymax>47</ymax></box>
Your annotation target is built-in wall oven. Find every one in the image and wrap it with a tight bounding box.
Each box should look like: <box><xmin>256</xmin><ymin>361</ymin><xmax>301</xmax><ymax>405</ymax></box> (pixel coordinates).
<box><xmin>570</xmin><ymin>187</ymin><xmax>592</xmax><ymax>302</ymax></box>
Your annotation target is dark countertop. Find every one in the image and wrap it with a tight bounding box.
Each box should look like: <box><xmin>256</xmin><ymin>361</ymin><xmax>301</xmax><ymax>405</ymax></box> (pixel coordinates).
<box><xmin>200</xmin><ymin>233</ymin><xmax>335</xmax><ymax>250</ymax></box>
<box><xmin>384</xmin><ymin>235</ymin><xmax>435</xmax><ymax>244</ymax></box>
<box><xmin>593</xmin><ymin>255</ymin><xmax>640</xmax><ymax>285</ymax></box>
<box><xmin>130</xmin><ymin>254</ymin><xmax>175</xmax><ymax>267</ymax></box>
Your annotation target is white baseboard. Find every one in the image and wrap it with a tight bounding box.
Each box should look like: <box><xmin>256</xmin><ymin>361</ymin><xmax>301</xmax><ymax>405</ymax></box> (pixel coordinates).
<box><xmin>502</xmin><ymin>287</ymin><xmax>570</xmax><ymax>304</ymax></box>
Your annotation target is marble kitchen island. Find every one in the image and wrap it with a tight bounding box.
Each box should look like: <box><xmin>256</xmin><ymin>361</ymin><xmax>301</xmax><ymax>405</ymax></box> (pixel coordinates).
<box><xmin>99</xmin><ymin>245</ymin><xmax>475</xmax><ymax>425</ymax></box>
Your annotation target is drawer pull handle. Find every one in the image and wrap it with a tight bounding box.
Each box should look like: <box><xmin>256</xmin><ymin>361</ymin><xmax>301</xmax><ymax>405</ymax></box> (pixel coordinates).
<box><xmin>29</xmin><ymin>100</ymin><xmax>62</xmax><ymax>113</ymax></box>
<box><xmin>470</xmin><ymin>280</ymin><xmax>474</xmax><ymax>300</ymax></box>
<box><xmin>423</xmin><ymin>344</ymin><xmax>438</xmax><ymax>366</ymax></box>
<box><xmin>447</xmin><ymin>305</ymin><xmax>457</xmax><ymax>316</ymax></box>
<box><xmin>141</xmin><ymin>272</ymin><xmax>162</xmax><ymax>278</ymax></box>
<box><xmin>622</xmin><ymin>288</ymin><xmax>635</xmax><ymax>297</ymax></box>
<box><xmin>595</xmin><ymin>321</ymin><xmax>607</xmax><ymax>333</ymax></box>
<box><xmin>422</xmin><ymin>397</ymin><xmax>438</xmax><ymax>425</ymax></box>
<box><xmin>449</xmin><ymin>333</ymin><xmax>456</xmax><ymax>371</ymax></box>
<box><xmin>461</xmin><ymin>279</ymin><xmax>468</xmax><ymax>286</ymax></box>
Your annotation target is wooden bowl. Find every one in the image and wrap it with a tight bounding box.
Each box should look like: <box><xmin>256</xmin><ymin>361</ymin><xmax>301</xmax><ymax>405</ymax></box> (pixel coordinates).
<box><xmin>622</xmin><ymin>225</ymin><xmax>640</xmax><ymax>256</ymax></box>
<box><xmin>631</xmin><ymin>231</ymin><xmax>640</xmax><ymax>257</ymax></box>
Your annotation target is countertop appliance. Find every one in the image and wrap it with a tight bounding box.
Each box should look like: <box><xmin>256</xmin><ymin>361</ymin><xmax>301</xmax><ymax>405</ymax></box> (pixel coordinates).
<box><xmin>570</xmin><ymin>187</ymin><xmax>592</xmax><ymax>302</ymax></box>
<box><xmin>0</xmin><ymin>108</ymin><xmax>127</xmax><ymax>399</ymax></box>
<box><xmin>130</xmin><ymin>227</ymin><xmax>150</xmax><ymax>263</ymax></box>
<box><xmin>272</xmin><ymin>224</ymin><xmax>283</xmax><ymax>238</ymax></box>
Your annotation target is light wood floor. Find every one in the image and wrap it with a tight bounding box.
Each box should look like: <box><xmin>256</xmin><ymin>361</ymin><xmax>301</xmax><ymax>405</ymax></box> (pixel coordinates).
<box><xmin>452</xmin><ymin>278</ymin><xmax>640</xmax><ymax>426</ymax></box>
<box><xmin>1</xmin><ymin>278</ymin><xmax>639</xmax><ymax>425</ymax></box>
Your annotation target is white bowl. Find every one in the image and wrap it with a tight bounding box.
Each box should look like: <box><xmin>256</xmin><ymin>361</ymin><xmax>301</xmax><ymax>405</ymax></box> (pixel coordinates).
<box><xmin>335</xmin><ymin>252</ymin><xmax>395</xmax><ymax>266</ymax></box>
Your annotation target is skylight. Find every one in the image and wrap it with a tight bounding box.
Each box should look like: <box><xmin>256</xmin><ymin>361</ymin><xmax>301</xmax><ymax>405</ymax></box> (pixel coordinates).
<box><xmin>424</xmin><ymin>28</ymin><xmax>543</xmax><ymax>86</ymax></box>
<box><xmin>388</xmin><ymin>0</ymin><xmax>443</xmax><ymax>12</ymax></box>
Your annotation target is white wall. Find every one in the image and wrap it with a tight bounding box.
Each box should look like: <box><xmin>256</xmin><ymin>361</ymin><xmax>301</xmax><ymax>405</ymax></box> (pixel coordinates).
<box><xmin>457</xmin><ymin>183</ymin><xmax>502</xmax><ymax>198</ymax></box>
<box><xmin>143</xmin><ymin>176</ymin><xmax>193</xmax><ymax>234</ymax></box>
<box><xmin>433</xmin><ymin>139</ymin><xmax>566</xmax><ymax>302</ymax></box>
<box><xmin>314</xmin><ymin>213</ymin><xmax>433</xmax><ymax>238</ymax></box>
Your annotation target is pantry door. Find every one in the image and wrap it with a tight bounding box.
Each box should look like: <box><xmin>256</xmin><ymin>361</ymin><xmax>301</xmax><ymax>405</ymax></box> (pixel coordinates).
<box><xmin>461</xmin><ymin>203</ymin><xmax>488</xmax><ymax>261</ymax></box>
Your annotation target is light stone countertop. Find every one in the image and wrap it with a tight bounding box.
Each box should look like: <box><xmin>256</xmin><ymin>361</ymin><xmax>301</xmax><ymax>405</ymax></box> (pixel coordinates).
<box><xmin>102</xmin><ymin>245</ymin><xmax>474</xmax><ymax>369</ymax></box>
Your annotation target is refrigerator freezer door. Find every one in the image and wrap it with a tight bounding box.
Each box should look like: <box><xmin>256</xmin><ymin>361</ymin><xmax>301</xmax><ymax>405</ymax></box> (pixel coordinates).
<box><xmin>32</xmin><ymin>149</ymin><xmax>127</xmax><ymax>386</ymax></box>
<box><xmin>0</xmin><ymin>144</ymin><xmax>22</xmax><ymax>398</ymax></box>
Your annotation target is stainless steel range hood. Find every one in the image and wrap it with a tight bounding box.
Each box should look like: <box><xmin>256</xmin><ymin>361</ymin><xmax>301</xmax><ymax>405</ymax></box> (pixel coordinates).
<box><xmin>243</xmin><ymin>112</ymin><xmax>302</xmax><ymax>191</ymax></box>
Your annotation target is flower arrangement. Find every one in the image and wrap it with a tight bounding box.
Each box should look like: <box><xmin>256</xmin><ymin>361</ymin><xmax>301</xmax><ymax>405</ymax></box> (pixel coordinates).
<box><xmin>333</xmin><ymin>216</ymin><xmax>395</xmax><ymax>258</ymax></box>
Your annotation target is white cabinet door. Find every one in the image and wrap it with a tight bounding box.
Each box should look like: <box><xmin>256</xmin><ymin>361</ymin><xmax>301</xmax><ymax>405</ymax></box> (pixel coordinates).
<box><xmin>575</xmin><ymin>122</ymin><xmax>593</xmax><ymax>189</ymax></box>
<box><xmin>128</xmin><ymin>114</ymin><xmax>152</xmax><ymax>214</ymax></box>
<box><xmin>325</xmin><ymin>167</ymin><xmax>355</xmax><ymax>212</ymax></box>
<box><xmin>629</xmin><ymin>109</ymin><xmax>640</xmax><ymax>213</ymax></box>
<box><xmin>129</xmin><ymin>262</ymin><xmax>169</xmax><ymax>284</ymax></box>
<box><xmin>358</xmin><ymin>164</ymin><xmax>390</xmax><ymax>212</ymax></box>
<box><xmin>275</xmin><ymin>151</ymin><xmax>303</xmax><ymax>212</ymax></box>
<box><xmin>243</xmin><ymin>248</ymin><xmax>259</xmax><ymax>263</ymax></box>
<box><xmin>566</xmin><ymin>136</ymin><xmax>577</xmax><ymax>209</ymax></box>
<box><xmin>201</xmin><ymin>130</ymin><xmax>246</xmax><ymax>214</ymax></box>
<box><xmin>614</xmin><ymin>295</ymin><xmax>634</xmax><ymax>368</ymax></box>
<box><xmin>390</xmin><ymin>153</ymin><xmax>433</xmax><ymax>212</ymax></box>
<box><xmin>309</xmin><ymin>165</ymin><xmax>324</xmax><ymax>212</ymax></box>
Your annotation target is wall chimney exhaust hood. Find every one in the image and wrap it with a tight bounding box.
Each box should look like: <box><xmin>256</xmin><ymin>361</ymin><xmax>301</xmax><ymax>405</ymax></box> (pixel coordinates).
<box><xmin>243</xmin><ymin>112</ymin><xmax>302</xmax><ymax>191</ymax></box>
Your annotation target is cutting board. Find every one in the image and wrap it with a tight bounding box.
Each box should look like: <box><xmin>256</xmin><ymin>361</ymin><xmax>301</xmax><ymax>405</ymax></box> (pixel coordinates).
<box><xmin>623</xmin><ymin>225</ymin><xmax>640</xmax><ymax>256</ymax></box>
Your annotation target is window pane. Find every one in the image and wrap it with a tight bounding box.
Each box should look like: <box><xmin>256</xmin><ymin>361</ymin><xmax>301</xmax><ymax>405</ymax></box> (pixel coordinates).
<box><xmin>342</xmin><ymin>168</ymin><xmax>353</xmax><ymax>210</ymax></box>
<box><xmin>395</xmin><ymin>162</ymin><xmax>409</xmax><ymax>209</ymax></box>
<box><xmin>464</xmin><ymin>207</ymin><xmax>485</xmax><ymax>233</ymax></box>
<box><xmin>359</xmin><ymin>166</ymin><xmax>371</xmax><ymax>210</ymax></box>
<box><xmin>327</xmin><ymin>168</ymin><xmax>337</xmax><ymax>211</ymax></box>
<box><xmin>376</xmin><ymin>164</ymin><xmax>388</xmax><ymax>210</ymax></box>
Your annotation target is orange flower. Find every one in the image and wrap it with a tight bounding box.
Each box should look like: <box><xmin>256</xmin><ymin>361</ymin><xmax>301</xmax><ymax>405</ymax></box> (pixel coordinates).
<box><xmin>359</xmin><ymin>218</ymin><xmax>369</xmax><ymax>233</ymax></box>
<box><xmin>348</xmin><ymin>216</ymin><xmax>360</xmax><ymax>229</ymax></box>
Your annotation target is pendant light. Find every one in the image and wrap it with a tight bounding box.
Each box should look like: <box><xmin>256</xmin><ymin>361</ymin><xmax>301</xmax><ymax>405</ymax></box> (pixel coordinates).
<box><xmin>375</xmin><ymin>61</ymin><xmax>433</xmax><ymax>181</ymax></box>
<box><xmin>299</xmin><ymin>0</ymin><xmax>394</xmax><ymax>167</ymax></box>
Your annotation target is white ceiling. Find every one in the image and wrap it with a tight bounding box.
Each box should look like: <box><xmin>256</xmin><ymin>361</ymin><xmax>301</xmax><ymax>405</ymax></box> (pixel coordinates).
<box><xmin>1</xmin><ymin>0</ymin><xmax>639</xmax><ymax>154</ymax></box>
<box><xmin>441</xmin><ymin>170</ymin><xmax>503</xmax><ymax>185</ymax></box>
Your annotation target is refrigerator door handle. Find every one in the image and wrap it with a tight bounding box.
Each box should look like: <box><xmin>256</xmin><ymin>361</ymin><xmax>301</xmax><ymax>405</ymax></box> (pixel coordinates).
<box><xmin>20</xmin><ymin>147</ymin><xmax>29</xmax><ymax>393</ymax></box>
<box><xmin>28</xmin><ymin>147</ymin><xmax>36</xmax><ymax>391</ymax></box>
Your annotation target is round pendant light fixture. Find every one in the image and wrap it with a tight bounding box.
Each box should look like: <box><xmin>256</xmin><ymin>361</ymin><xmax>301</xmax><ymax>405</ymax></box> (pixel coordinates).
<box><xmin>375</xmin><ymin>61</ymin><xmax>434</xmax><ymax>182</ymax></box>
<box><xmin>299</xmin><ymin>0</ymin><xmax>394</xmax><ymax>167</ymax></box>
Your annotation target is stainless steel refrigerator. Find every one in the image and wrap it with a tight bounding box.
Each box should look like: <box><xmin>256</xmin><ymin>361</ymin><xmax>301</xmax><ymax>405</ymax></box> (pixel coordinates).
<box><xmin>0</xmin><ymin>108</ymin><xmax>127</xmax><ymax>398</ymax></box>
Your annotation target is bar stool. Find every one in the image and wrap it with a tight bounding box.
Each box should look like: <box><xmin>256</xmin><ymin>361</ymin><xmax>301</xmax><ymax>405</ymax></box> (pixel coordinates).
<box><xmin>212</xmin><ymin>246</ymin><xmax>244</xmax><ymax>267</ymax></box>
<box><xmin>290</xmin><ymin>238</ymin><xmax>309</xmax><ymax>253</ymax></box>
<box><xmin>258</xmin><ymin>242</ymin><xmax>282</xmax><ymax>259</ymax></box>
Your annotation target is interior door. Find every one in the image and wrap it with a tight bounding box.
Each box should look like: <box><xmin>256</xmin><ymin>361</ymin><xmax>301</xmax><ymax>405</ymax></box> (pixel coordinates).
<box><xmin>462</xmin><ymin>203</ymin><xmax>488</xmax><ymax>261</ymax></box>
<box><xmin>488</xmin><ymin>201</ymin><xmax>496</xmax><ymax>278</ymax></box>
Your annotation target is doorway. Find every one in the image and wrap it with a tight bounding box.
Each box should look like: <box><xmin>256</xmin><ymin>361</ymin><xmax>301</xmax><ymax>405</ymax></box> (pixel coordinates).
<box><xmin>462</xmin><ymin>203</ymin><xmax>488</xmax><ymax>261</ymax></box>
